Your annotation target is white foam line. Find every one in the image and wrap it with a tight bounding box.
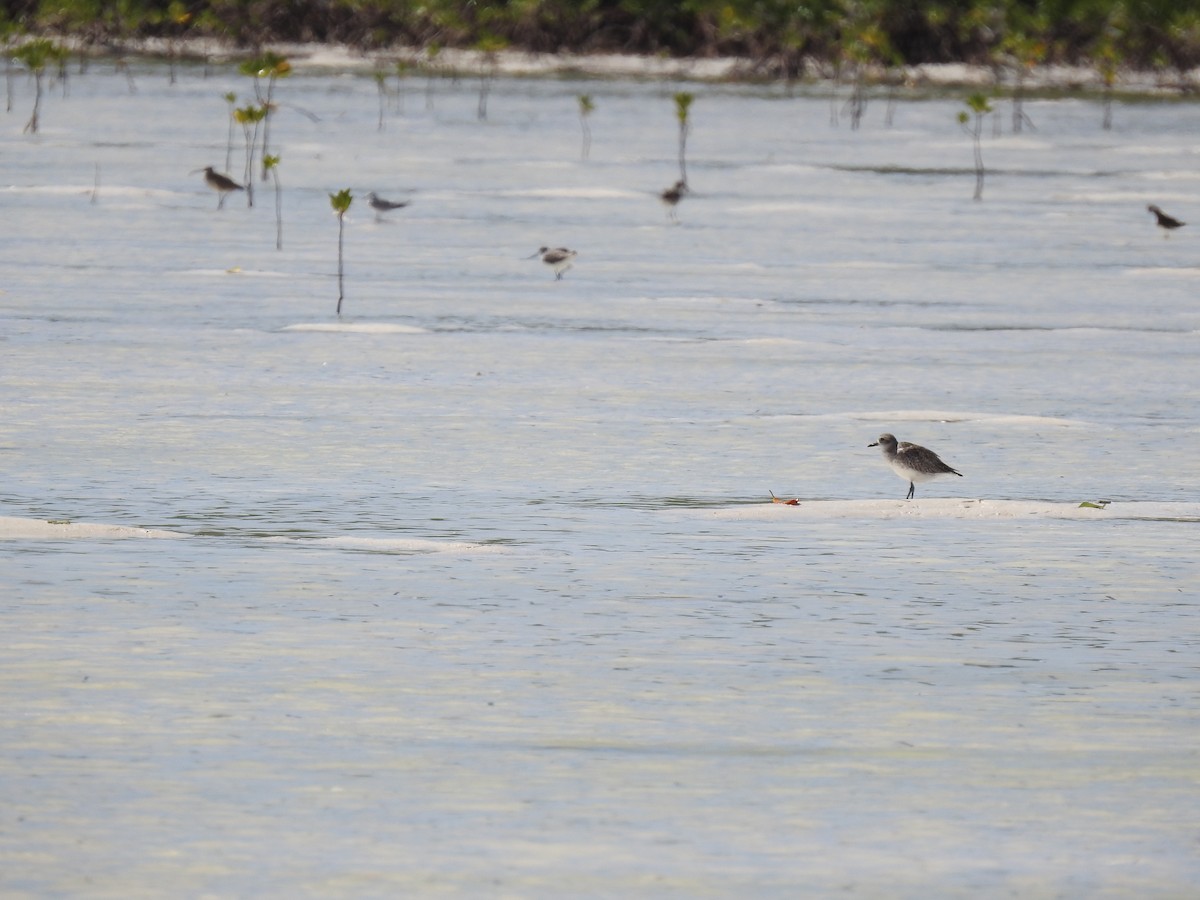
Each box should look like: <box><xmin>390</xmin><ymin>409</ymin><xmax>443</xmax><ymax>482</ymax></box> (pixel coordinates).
<box><xmin>2</xmin><ymin>185</ymin><xmax>181</xmax><ymax>199</ymax></box>
<box><xmin>282</xmin><ymin>323</ymin><xmax>428</xmax><ymax>334</ymax></box>
<box><xmin>794</xmin><ymin>410</ymin><xmax>1092</xmax><ymax>427</ymax></box>
<box><xmin>810</xmin><ymin>261</ymin><xmax>928</xmax><ymax>271</ymax></box>
<box><xmin>491</xmin><ymin>187</ymin><xmax>642</xmax><ymax>199</ymax></box>
<box><xmin>1125</xmin><ymin>268</ymin><xmax>1200</xmax><ymax>278</ymax></box>
<box><xmin>711</xmin><ymin>499</ymin><xmax>1199</xmax><ymax>521</ymax></box>
<box><xmin>0</xmin><ymin>516</ymin><xmax>189</xmax><ymax>540</ymax></box>
<box><xmin>267</xmin><ymin>535</ymin><xmax>508</xmax><ymax>554</ymax></box>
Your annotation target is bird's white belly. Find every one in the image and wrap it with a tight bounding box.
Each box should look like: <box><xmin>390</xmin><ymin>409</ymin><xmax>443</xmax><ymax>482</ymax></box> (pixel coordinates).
<box><xmin>889</xmin><ymin>461</ymin><xmax>948</xmax><ymax>483</ymax></box>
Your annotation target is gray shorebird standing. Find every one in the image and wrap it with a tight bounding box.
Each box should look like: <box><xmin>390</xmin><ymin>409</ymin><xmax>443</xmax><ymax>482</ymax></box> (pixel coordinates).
<box><xmin>660</xmin><ymin>179</ymin><xmax>688</xmax><ymax>223</ymax></box>
<box><xmin>1148</xmin><ymin>204</ymin><xmax>1185</xmax><ymax>236</ymax></box>
<box><xmin>366</xmin><ymin>191</ymin><xmax>410</xmax><ymax>221</ymax></box>
<box><xmin>868</xmin><ymin>433</ymin><xmax>962</xmax><ymax>500</ymax></box>
<box><xmin>528</xmin><ymin>246</ymin><xmax>577</xmax><ymax>280</ymax></box>
<box><xmin>192</xmin><ymin>166</ymin><xmax>244</xmax><ymax>209</ymax></box>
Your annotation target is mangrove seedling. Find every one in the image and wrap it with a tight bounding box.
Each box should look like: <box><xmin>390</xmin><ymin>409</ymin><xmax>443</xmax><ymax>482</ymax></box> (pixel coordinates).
<box><xmin>263</xmin><ymin>154</ymin><xmax>282</xmax><ymax>250</ymax></box>
<box><xmin>234</xmin><ymin>103</ymin><xmax>267</xmax><ymax>207</ymax></box>
<box><xmin>578</xmin><ymin>94</ymin><xmax>594</xmax><ymax>161</ymax></box>
<box><xmin>162</xmin><ymin>1</ymin><xmax>192</xmax><ymax>84</ymax></box>
<box><xmin>1001</xmin><ymin>30</ymin><xmax>1043</xmax><ymax>134</ymax></box>
<box><xmin>55</xmin><ymin>43</ymin><xmax>70</xmax><ymax>99</ymax></box>
<box><xmin>1</xmin><ymin>15</ymin><xmax>16</xmax><ymax>110</ymax></box>
<box><xmin>830</xmin><ymin>1</ymin><xmax>900</xmax><ymax>130</ymax></box>
<box><xmin>475</xmin><ymin>35</ymin><xmax>506</xmax><ymax>121</ymax></box>
<box><xmin>330</xmin><ymin>189</ymin><xmax>353</xmax><ymax>316</ymax></box>
<box><xmin>222</xmin><ymin>91</ymin><xmax>237</xmax><ymax>171</ymax></box>
<box><xmin>958</xmin><ymin>93</ymin><xmax>993</xmax><ymax>201</ymax></box>
<box><xmin>374</xmin><ymin>68</ymin><xmax>389</xmax><ymax>131</ymax></box>
<box><xmin>424</xmin><ymin>43</ymin><xmax>442</xmax><ymax>111</ymax></box>
<box><xmin>673</xmin><ymin>92</ymin><xmax>693</xmax><ymax>185</ymax></box>
<box><xmin>840</xmin><ymin>19</ymin><xmax>885</xmax><ymax>130</ymax></box>
<box><xmin>394</xmin><ymin>60</ymin><xmax>410</xmax><ymax>114</ymax></box>
<box><xmin>14</xmin><ymin>39</ymin><xmax>68</xmax><ymax>134</ymax></box>
<box><xmin>239</xmin><ymin>52</ymin><xmax>290</xmax><ymax>180</ymax></box>
<box><xmin>1097</xmin><ymin>40</ymin><xmax>1120</xmax><ymax>130</ymax></box>
<box><xmin>115</xmin><ymin>57</ymin><xmax>137</xmax><ymax>94</ymax></box>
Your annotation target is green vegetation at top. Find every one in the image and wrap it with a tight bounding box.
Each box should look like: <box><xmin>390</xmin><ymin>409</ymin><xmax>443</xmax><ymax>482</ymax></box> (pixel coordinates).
<box><xmin>6</xmin><ymin>0</ymin><xmax>1200</xmax><ymax>73</ymax></box>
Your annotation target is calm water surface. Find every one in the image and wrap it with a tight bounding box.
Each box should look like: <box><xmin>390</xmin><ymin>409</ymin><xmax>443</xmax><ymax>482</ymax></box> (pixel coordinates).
<box><xmin>2</xmin><ymin>61</ymin><xmax>1198</xmax><ymax>897</ymax></box>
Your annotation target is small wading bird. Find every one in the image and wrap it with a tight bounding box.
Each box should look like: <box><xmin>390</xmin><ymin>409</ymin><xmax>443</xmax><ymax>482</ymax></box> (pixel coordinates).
<box><xmin>660</xmin><ymin>179</ymin><xmax>688</xmax><ymax>223</ymax></box>
<box><xmin>528</xmin><ymin>246</ymin><xmax>577</xmax><ymax>280</ymax></box>
<box><xmin>191</xmin><ymin>166</ymin><xmax>244</xmax><ymax>209</ymax></box>
<box><xmin>1148</xmin><ymin>204</ymin><xmax>1185</xmax><ymax>235</ymax></box>
<box><xmin>366</xmin><ymin>191</ymin><xmax>409</xmax><ymax>221</ymax></box>
<box><xmin>869</xmin><ymin>433</ymin><xmax>963</xmax><ymax>500</ymax></box>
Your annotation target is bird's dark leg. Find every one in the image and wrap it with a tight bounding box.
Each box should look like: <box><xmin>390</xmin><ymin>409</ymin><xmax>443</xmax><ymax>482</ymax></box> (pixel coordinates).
<box><xmin>906</xmin><ymin>482</ymin><xmax>915</xmax><ymax>500</ymax></box>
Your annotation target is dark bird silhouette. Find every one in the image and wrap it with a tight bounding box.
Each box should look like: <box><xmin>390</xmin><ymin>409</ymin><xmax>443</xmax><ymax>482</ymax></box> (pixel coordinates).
<box><xmin>192</xmin><ymin>166</ymin><xmax>244</xmax><ymax>209</ymax></box>
<box><xmin>1148</xmin><ymin>204</ymin><xmax>1185</xmax><ymax>235</ymax></box>
<box><xmin>367</xmin><ymin>192</ymin><xmax>410</xmax><ymax>221</ymax></box>
<box><xmin>528</xmin><ymin>246</ymin><xmax>577</xmax><ymax>280</ymax></box>
<box><xmin>868</xmin><ymin>433</ymin><xmax>962</xmax><ymax>500</ymax></box>
<box><xmin>660</xmin><ymin>179</ymin><xmax>688</xmax><ymax>223</ymax></box>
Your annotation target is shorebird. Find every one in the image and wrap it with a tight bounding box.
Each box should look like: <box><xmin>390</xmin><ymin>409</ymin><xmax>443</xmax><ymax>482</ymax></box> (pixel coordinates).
<box><xmin>660</xmin><ymin>179</ymin><xmax>688</xmax><ymax>223</ymax></box>
<box><xmin>367</xmin><ymin>191</ymin><xmax>410</xmax><ymax>221</ymax></box>
<box><xmin>868</xmin><ymin>433</ymin><xmax>962</xmax><ymax>500</ymax></box>
<box><xmin>528</xmin><ymin>246</ymin><xmax>577</xmax><ymax>280</ymax></box>
<box><xmin>192</xmin><ymin>166</ymin><xmax>244</xmax><ymax>209</ymax></box>
<box><xmin>1148</xmin><ymin>204</ymin><xmax>1184</xmax><ymax>235</ymax></box>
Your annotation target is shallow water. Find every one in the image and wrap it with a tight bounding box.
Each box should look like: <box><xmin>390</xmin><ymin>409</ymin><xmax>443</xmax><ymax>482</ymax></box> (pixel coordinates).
<box><xmin>2</xmin><ymin>63</ymin><xmax>1199</xmax><ymax>897</ymax></box>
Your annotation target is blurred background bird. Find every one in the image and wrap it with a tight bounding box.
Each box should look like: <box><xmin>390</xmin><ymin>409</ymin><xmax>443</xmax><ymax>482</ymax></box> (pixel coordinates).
<box><xmin>192</xmin><ymin>166</ymin><xmax>244</xmax><ymax>209</ymax></box>
<box><xmin>528</xmin><ymin>246</ymin><xmax>577</xmax><ymax>280</ymax></box>
<box><xmin>1148</xmin><ymin>204</ymin><xmax>1184</xmax><ymax>236</ymax></box>
<box><xmin>367</xmin><ymin>191</ymin><xmax>410</xmax><ymax>221</ymax></box>
<box><xmin>660</xmin><ymin>179</ymin><xmax>688</xmax><ymax>223</ymax></box>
